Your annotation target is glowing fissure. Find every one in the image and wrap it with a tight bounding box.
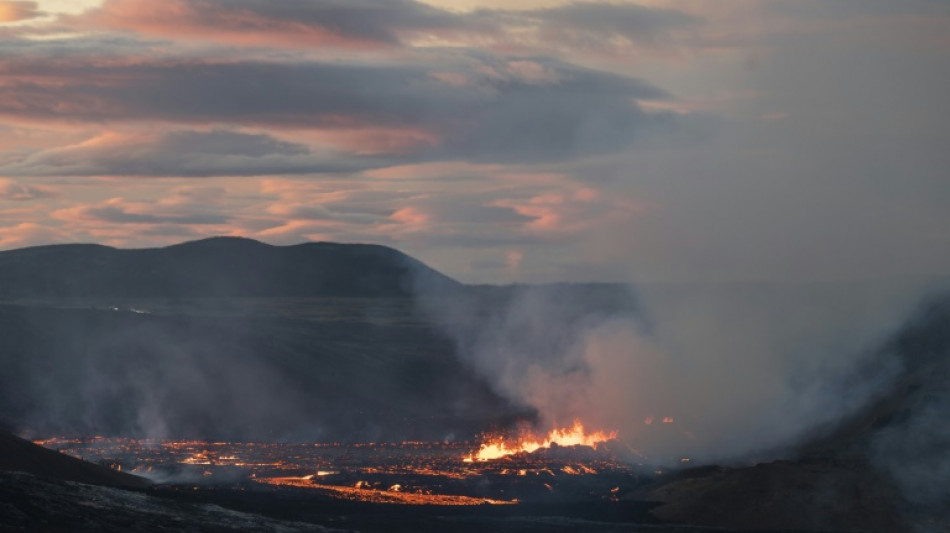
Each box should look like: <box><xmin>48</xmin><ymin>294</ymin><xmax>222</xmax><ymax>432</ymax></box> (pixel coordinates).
<box><xmin>253</xmin><ymin>477</ymin><xmax>516</xmax><ymax>505</ymax></box>
<box><xmin>464</xmin><ymin>420</ymin><xmax>617</xmax><ymax>462</ymax></box>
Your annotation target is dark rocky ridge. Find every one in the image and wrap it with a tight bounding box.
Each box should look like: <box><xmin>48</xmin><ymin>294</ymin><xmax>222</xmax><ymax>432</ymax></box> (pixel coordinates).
<box><xmin>0</xmin><ymin>237</ymin><xmax>460</xmax><ymax>298</ymax></box>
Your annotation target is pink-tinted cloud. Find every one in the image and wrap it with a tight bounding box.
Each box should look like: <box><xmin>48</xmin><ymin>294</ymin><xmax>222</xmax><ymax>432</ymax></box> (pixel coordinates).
<box><xmin>411</xmin><ymin>3</ymin><xmax>701</xmax><ymax>61</ymax></box>
<box><xmin>21</xmin><ymin>1</ymin><xmax>715</xmax><ymax>93</ymax></box>
<box><xmin>363</xmin><ymin>161</ymin><xmax>505</xmax><ymax>180</ymax></box>
<box><xmin>0</xmin><ymin>49</ymin><xmax>671</xmax><ymax>166</ymax></box>
<box><xmin>0</xmin><ymin>1</ymin><xmax>41</xmax><ymax>23</ymax></box>
<box><xmin>0</xmin><ymin>221</ymin><xmax>81</xmax><ymax>249</ymax></box>
<box><xmin>252</xmin><ymin>219</ymin><xmax>339</xmax><ymax>245</ymax></box>
<box><xmin>68</xmin><ymin>0</ymin><xmax>379</xmax><ymax>49</ymax></box>
<box><xmin>0</xmin><ymin>129</ymin><xmax>383</xmax><ymax>177</ymax></box>
<box><xmin>259</xmin><ymin>178</ymin><xmax>411</xmax><ymax>214</ymax></box>
<box><xmin>389</xmin><ymin>206</ymin><xmax>431</xmax><ymax>226</ymax></box>
<box><xmin>53</xmin><ymin>197</ymin><xmax>229</xmax><ymax>225</ymax></box>
<box><xmin>281</xmin><ymin>126</ymin><xmax>440</xmax><ymax>156</ymax></box>
<box><xmin>493</xmin><ymin>186</ymin><xmax>642</xmax><ymax>234</ymax></box>
<box><xmin>0</xmin><ymin>177</ymin><xmax>57</xmax><ymax>200</ymax></box>
<box><xmin>265</xmin><ymin>203</ymin><xmax>383</xmax><ymax>225</ymax></box>
<box><xmin>503</xmin><ymin>60</ymin><xmax>563</xmax><ymax>85</ymax></box>
<box><xmin>14</xmin><ymin>187</ymin><xmax>245</xmax><ymax>249</ymax></box>
<box><xmin>65</xmin><ymin>0</ymin><xmax>466</xmax><ymax>50</ymax></box>
<box><xmin>505</xmin><ymin>248</ymin><xmax>524</xmax><ymax>271</ymax></box>
<box><xmin>63</xmin><ymin>0</ymin><xmax>701</xmax><ymax>60</ymax></box>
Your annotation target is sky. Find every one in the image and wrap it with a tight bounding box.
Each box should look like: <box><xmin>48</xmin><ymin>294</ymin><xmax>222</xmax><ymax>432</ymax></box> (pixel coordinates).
<box><xmin>0</xmin><ymin>0</ymin><xmax>947</xmax><ymax>283</ymax></box>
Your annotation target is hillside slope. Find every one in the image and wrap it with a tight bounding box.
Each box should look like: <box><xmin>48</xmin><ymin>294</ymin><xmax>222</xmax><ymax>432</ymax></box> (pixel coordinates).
<box><xmin>0</xmin><ymin>299</ymin><xmax>519</xmax><ymax>441</ymax></box>
<box><xmin>0</xmin><ymin>431</ymin><xmax>149</xmax><ymax>489</ymax></box>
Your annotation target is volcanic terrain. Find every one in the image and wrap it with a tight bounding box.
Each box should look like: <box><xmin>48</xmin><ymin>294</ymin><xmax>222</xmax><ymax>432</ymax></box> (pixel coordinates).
<box><xmin>1</xmin><ymin>238</ymin><xmax>947</xmax><ymax>532</ymax></box>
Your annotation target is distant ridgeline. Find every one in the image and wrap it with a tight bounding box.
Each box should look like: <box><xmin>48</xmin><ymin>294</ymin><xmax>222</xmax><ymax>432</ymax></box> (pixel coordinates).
<box><xmin>0</xmin><ymin>237</ymin><xmax>461</xmax><ymax>298</ymax></box>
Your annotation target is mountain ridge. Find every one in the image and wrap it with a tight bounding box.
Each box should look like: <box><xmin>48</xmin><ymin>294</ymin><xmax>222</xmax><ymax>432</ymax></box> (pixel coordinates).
<box><xmin>0</xmin><ymin>237</ymin><xmax>460</xmax><ymax>298</ymax></box>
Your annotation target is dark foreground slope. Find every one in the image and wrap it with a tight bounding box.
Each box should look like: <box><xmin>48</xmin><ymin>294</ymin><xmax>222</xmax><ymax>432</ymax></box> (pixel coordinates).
<box><xmin>1</xmin><ymin>433</ymin><xmax>320</xmax><ymax>532</ymax></box>
<box><xmin>0</xmin><ymin>237</ymin><xmax>460</xmax><ymax>298</ymax></box>
<box><xmin>0</xmin><ymin>471</ymin><xmax>340</xmax><ymax>533</ymax></box>
<box><xmin>0</xmin><ymin>430</ymin><xmax>148</xmax><ymax>489</ymax></box>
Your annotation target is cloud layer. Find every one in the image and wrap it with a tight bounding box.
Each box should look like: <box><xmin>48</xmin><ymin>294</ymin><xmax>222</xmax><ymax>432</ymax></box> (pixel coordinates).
<box><xmin>0</xmin><ymin>1</ymin><xmax>41</xmax><ymax>22</ymax></box>
<box><xmin>0</xmin><ymin>0</ymin><xmax>947</xmax><ymax>284</ymax></box>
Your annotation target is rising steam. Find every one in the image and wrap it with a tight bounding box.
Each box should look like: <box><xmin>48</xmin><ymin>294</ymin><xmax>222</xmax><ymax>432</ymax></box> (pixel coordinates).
<box><xmin>418</xmin><ymin>281</ymin><xmax>929</xmax><ymax>464</ymax></box>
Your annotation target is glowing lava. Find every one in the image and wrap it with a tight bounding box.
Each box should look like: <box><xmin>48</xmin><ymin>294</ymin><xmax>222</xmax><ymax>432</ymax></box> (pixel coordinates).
<box><xmin>464</xmin><ymin>420</ymin><xmax>617</xmax><ymax>462</ymax></box>
<box><xmin>253</xmin><ymin>477</ymin><xmax>516</xmax><ymax>505</ymax></box>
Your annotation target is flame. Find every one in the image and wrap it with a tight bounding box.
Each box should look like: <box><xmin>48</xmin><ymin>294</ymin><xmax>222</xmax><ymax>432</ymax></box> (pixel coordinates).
<box><xmin>463</xmin><ymin>420</ymin><xmax>616</xmax><ymax>462</ymax></box>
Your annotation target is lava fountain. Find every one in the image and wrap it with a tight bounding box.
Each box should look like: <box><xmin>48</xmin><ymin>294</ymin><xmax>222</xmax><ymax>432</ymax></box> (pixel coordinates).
<box><xmin>464</xmin><ymin>420</ymin><xmax>617</xmax><ymax>462</ymax></box>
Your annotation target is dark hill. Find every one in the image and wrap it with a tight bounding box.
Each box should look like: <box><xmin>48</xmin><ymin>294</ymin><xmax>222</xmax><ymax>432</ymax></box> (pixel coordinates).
<box><xmin>0</xmin><ymin>431</ymin><xmax>149</xmax><ymax>489</ymax></box>
<box><xmin>0</xmin><ymin>237</ymin><xmax>460</xmax><ymax>298</ymax></box>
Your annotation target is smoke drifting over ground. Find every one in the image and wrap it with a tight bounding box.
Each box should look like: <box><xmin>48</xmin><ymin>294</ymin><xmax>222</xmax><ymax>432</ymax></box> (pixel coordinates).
<box><xmin>419</xmin><ymin>281</ymin><xmax>933</xmax><ymax>464</ymax></box>
<box><xmin>872</xmin><ymin>391</ymin><xmax>950</xmax><ymax>509</ymax></box>
<box><xmin>0</xmin><ymin>299</ymin><xmax>513</xmax><ymax>443</ymax></box>
<box><xmin>863</xmin><ymin>295</ymin><xmax>950</xmax><ymax>515</ymax></box>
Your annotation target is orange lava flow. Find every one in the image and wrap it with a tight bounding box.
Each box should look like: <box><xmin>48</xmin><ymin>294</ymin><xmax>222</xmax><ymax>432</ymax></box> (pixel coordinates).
<box><xmin>463</xmin><ymin>420</ymin><xmax>617</xmax><ymax>462</ymax></box>
<box><xmin>252</xmin><ymin>477</ymin><xmax>516</xmax><ymax>505</ymax></box>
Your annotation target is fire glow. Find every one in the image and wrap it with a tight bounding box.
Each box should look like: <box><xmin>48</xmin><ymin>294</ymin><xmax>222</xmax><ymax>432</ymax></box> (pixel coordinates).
<box><xmin>464</xmin><ymin>420</ymin><xmax>617</xmax><ymax>462</ymax></box>
<box><xmin>253</xmin><ymin>477</ymin><xmax>516</xmax><ymax>505</ymax></box>
<box><xmin>35</xmin><ymin>435</ymin><xmax>640</xmax><ymax>507</ymax></box>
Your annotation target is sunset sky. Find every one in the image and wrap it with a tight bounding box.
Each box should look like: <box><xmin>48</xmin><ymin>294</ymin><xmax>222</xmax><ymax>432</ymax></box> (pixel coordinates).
<box><xmin>0</xmin><ymin>0</ymin><xmax>947</xmax><ymax>283</ymax></box>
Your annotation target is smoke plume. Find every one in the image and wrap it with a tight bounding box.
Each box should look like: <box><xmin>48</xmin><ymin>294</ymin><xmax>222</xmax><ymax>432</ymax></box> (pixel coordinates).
<box><xmin>419</xmin><ymin>281</ymin><xmax>931</xmax><ymax>464</ymax></box>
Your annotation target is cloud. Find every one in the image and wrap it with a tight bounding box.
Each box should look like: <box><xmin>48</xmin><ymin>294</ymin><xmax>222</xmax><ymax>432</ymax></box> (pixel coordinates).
<box><xmin>0</xmin><ymin>1</ymin><xmax>41</xmax><ymax>23</ymax></box>
<box><xmin>768</xmin><ymin>0</ymin><xmax>950</xmax><ymax>20</ymax></box>
<box><xmin>0</xmin><ymin>32</ymin><xmax>157</xmax><ymax>60</ymax></box>
<box><xmin>0</xmin><ymin>130</ymin><xmax>384</xmax><ymax>177</ymax></box>
<box><xmin>244</xmin><ymin>174</ymin><xmax>583</xmax><ymax>262</ymax></box>
<box><xmin>52</xmin><ymin>188</ymin><xmax>237</xmax><ymax>229</ymax></box>
<box><xmin>0</xmin><ymin>53</ymin><xmax>673</xmax><ymax>165</ymax></box>
<box><xmin>265</xmin><ymin>203</ymin><xmax>384</xmax><ymax>225</ymax></box>
<box><xmin>68</xmin><ymin>0</ymin><xmax>470</xmax><ymax>49</ymax></box>
<box><xmin>78</xmin><ymin>205</ymin><xmax>228</xmax><ymax>225</ymax></box>
<box><xmin>64</xmin><ymin>0</ymin><xmax>698</xmax><ymax>56</ymax></box>
<box><xmin>495</xmin><ymin>2</ymin><xmax>702</xmax><ymax>51</ymax></box>
<box><xmin>526</xmin><ymin>3</ymin><xmax>699</xmax><ymax>35</ymax></box>
<box><xmin>0</xmin><ymin>177</ymin><xmax>56</xmax><ymax>200</ymax></box>
<box><xmin>0</xmin><ymin>222</ymin><xmax>69</xmax><ymax>249</ymax></box>
<box><xmin>492</xmin><ymin>186</ymin><xmax>641</xmax><ymax>234</ymax></box>
<box><xmin>426</xmin><ymin>203</ymin><xmax>532</xmax><ymax>225</ymax></box>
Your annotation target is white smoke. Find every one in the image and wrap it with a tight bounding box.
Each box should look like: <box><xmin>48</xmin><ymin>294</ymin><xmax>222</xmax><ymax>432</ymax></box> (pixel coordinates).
<box><xmin>421</xmin><ymin>281</ymin><xmax>928</xmax><ymax>464</ymax></box>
